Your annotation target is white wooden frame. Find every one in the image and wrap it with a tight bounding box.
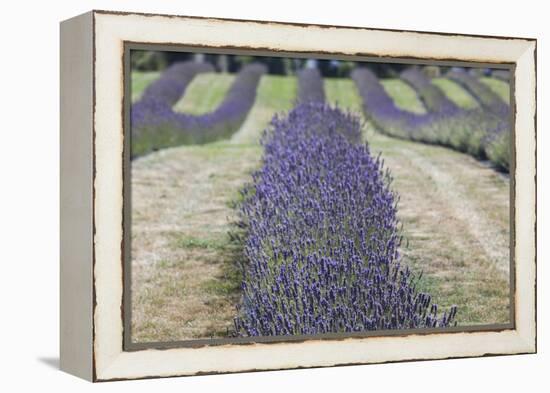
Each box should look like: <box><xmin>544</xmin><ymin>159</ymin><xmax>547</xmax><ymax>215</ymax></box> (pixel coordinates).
<box><xmin>60</xmin><ymin>10</ymin><xmax>536</xmax><ymax>382</ymax></box>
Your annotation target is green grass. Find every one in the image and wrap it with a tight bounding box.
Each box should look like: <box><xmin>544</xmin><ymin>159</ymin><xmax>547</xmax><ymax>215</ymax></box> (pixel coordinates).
<box><xmin>173</xmin><ymin>73</ymin><xmax>235</xmax><ymax>115</ymax></box>
<box><xmin>480</xmin><ymin>77</ymin><xmax>510</xmax><ymax>104</ymax></box>
<box><xmin>201</xmin><ymin>278</ymin><xmax>240</xmax><ymax>296</ymax></box>
<box><xmin>381</xmin><ymin>79</ymin><xmax>426</xmax><ymax>114</ymax></box>
<box><xmin>174</xmin><ymin>234</ymin><xmax>230</xmax><ymax>251</ymax></box>
<box><xmin>230</xmin><ymin>75</ymin><xmax>297</xmax><ymax>144</ymax></box>
<box><xmin>324</xmin><ymin>78</ymin><xmax>363</xmax><ymax>113</ymax></box>
<box><xmin>255</xmin><ymin>74</ymin><xmax>298</xmax><ymax>110</ymax></box>
<box><xmin>131</xmin><ymin>71</ymin><xmax>161</xmax><ymax>102</ymax></box>
<box><xmin>431</xmin><ymin>78</ymin><xmax>479</xmax><ymax>109</ymax></box>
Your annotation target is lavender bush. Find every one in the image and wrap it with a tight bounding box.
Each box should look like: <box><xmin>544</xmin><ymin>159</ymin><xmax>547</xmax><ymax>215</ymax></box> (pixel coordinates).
<box><xmin>446</xmin><ymin>69</ymin><xmax>510</xmax><ymax>117</ymax></box>
<box><xmin>296</xmin><ymin>68</ymin><xmax>325</xmax><ymax>103</ymax></box>
<box><xmin>446</xmin><ymin>69</ymin><xmax>511</xmax><ymax>170</ymax></box>
<box><xmin>351</xmin><ymin>67</ymin><xmax>510</xmax><ymax>171</ymax></box>
<box><xmin>131</xmin><ymin>62</ymin><xmax>267</xmax><ymax>157</ymax></box>
<box><xmin>137</xmin><ymin>61</ymin><xmax>214</xmax><ymax>108</ymax></box>
<box><xmin>233</xmin><ymin>102</ymin><xmax>457</xmax><ymax>336</ymax></box>
<box><xmin>400</xmin><ymin>68</ymin><xmax>459</xmax><ymax>114</ymax></box>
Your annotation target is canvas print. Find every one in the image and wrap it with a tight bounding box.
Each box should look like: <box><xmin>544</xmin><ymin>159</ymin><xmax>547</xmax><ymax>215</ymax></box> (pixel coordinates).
<box><xmin>128</xmin><ymin>49</ymin><xmax>511</xmax><ymax>345</ymax></box>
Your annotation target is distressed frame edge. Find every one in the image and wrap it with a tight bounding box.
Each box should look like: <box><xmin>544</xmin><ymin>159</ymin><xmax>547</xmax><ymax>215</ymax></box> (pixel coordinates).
<box><xmin>92</xmin><ymin>8</ymin><xmax>538</xmax><ymax>42</ymax></box>
<box><xmin>89</xmin><ymin>11</ymin><xmax>536</xmax><ymax>382</ymax></box>
<box><xmin>513</xmin><ymin>40</ymin><xmax>537</xmax><ymax>354</ymax></box>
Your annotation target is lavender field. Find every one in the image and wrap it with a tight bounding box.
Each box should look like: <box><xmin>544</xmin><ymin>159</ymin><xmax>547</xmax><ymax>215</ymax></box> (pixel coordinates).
<box><xmin>130</xmin><ymin>55</ymin><xmax>511</xmax><ymax>343</ymax></box>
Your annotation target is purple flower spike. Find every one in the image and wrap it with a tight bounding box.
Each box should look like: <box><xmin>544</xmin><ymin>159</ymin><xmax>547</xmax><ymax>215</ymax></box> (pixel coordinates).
<box><xmin>233</xmin><ymin>102</ymin><xmax>457</xmax><ymax>337</ymax></box>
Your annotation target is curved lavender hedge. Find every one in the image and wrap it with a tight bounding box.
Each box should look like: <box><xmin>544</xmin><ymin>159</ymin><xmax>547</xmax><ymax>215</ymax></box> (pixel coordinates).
<box><xmin>296</xmin><ymin>68</ymin><xmax>325</xmax><ymax>103</ymax></box>
<box><xmin>351</xmin><ymin>67</ymin><xmax>510</xmax><ymax>171</ymax></box>
<box><xmin>445</xmin><ymin>70</ymin><xmax>511</xmax><ymax>170</ymax></box>
<box><xmin>131</xmin><ymin>63</ymin><xmax>267</xmax><ymax>157</ymax></box>
<box><xmin>137</xmin><ymin>61</ymin><xmax>214</xmax><ymax>108</ymax></box>
<box><xmin>446</xmin><ymin>69</ymin><xmax>510</xmax><ymax>117</ymax></box>
<box><xmin>233</xmin><ymin>102</ymin><xmax>457</xmax><ymax>336</ymax></box>
<box><xmin>400</xmin><ymin>68</ymin><xmax>459</xmax><ymax>114</ymax></box>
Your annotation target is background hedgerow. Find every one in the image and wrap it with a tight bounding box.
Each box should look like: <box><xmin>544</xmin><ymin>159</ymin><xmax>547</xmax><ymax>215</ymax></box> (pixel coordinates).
<box><xmin>131</xmin><ymin>62</ymin><xmax>267</xmax><ymax>157</ymax></box>
<box><xmin>296</xmin><ymin>68</ymin><xmax>326</xmax><ymax>103</ymax></box>
<box><xmin>233</xmin><ymin>102</ymin><xmax>457</xmax><ymax>336</ymax></box>
<box><xmin>351</xmin><ymin>67</ymin><xmax>511</xmax><ymax>171</ymax></box>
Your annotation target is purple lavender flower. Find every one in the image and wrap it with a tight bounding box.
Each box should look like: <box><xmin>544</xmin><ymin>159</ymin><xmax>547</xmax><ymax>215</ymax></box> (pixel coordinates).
<box><xmin>131</xmin><ymin>62</ymin><xmax>267</xmax><ymax>157</ymax></box>
<box><xmin>400</xmin><ymin>68</ymin><xmax>459</xmax><ymax>114</ymax></box>
<box><xmin>446</xmin><ymin>69</ymin><xmax>510</xmax><ymax>118</ymax></box>
<box><xmin>296</xmin><ymin>68</ymin><xmax>325</xmax><ymax>103</ymax></box>
<box><xmin>233</xmin><ymin>102</ymin><xmax>457</xmax><ymax>336</ymax></box>
<box><xmin>351</xmin><ymin>67</ymin><xmax>510</xmax><ymax>171</ymax></box>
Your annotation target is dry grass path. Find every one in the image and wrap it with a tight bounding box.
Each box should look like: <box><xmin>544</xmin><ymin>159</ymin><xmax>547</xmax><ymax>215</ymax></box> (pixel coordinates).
<box><xmin>131</xmin><ymin>143</ymin><xmax>261</xmax><ymax>342</ymax></box>
<box><xmin>368</xmin><ymin>131</ymin><xmax>510</xmax><ymax>325</ymax></box>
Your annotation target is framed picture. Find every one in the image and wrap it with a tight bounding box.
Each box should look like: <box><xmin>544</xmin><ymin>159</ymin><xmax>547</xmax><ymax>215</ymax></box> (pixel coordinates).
<box><xmin>60</xmin><ymin>10</ymin><xmax>537</xmax><ymax>382</ymax></box>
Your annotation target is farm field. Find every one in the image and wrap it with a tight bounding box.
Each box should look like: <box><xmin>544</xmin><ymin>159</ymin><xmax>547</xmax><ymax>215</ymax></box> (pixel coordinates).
<box><xmin>480</xmin><ymin>77</ymin><xmax>511</xmax><ymax>103</ymax></box>
<box><xmin>431</xmin><ymin>78</ymin><xmax>478</xmax><ymax>109</ymax></box>
<box><xmin>231</xmin><ymin>75</ymin><xmax>297</xmax><ymax>144</ymax></box>
<box><xmin>380</xmin><ymin>79</ymin><xmax>427</xmax><ymax>114</ymax></box>
<box><xmin>131</xmin><ymin>70</ymin><xmax>510</xmax><ymax>342</ymax></box>
<box><xmin>173</xmin><ymin>73</ymin><xmax>235</xmax><ymax>114</ymax></box>
<box><xmin>131</xmin><ymin>71</ymin><xmax>161</xmax><ymax>102</ymax></box>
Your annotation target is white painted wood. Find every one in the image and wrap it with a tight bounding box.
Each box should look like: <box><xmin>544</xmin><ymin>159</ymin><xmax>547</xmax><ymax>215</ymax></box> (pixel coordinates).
<box><xmin>59</xmin><ymin>11</ymin><xmax>94</xmax><ymax>382</ymax></box>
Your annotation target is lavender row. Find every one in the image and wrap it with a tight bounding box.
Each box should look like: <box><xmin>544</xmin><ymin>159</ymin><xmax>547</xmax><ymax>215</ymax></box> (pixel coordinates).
<box><xmin>233</xmin><ymin>102</ymin><xmax>457</xmax><ymax>336</ymax></box>
<box><xmin>296</xmin><ymin>68</ymin><xmax>326</xmax><ymax>103</ymax></box>
<box><xmin>400</xmin><ymin>68</ymin><xmax>459</xmax><ymax>114</ymax></box>
<box><xmin>351</xmin><ymin>67</ymin><xmax>510</xmax><ymax>171</ymax></box>
<box><xmin>429</xmin><ymin>69</ymin><xmax>511</xmax><ymax>170</ymax></box>
<box><xmin>446</xmin><ymin>69</ymin><xmax>510</xmax><ymax>118</ymax></box>
<box><xmin>131</xmin><ymin>62</ymin><xmax>267</xmax><ymax>157</ymax></box>
<box><xmin>137</xmin><ymin>61</ymin><xmax>214</xmax><ymax>108</ymax></box>
<box><xmin>445</xmin><ymin>70</ymin><xmax>511</xmax><ymax>171</ymax></box>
